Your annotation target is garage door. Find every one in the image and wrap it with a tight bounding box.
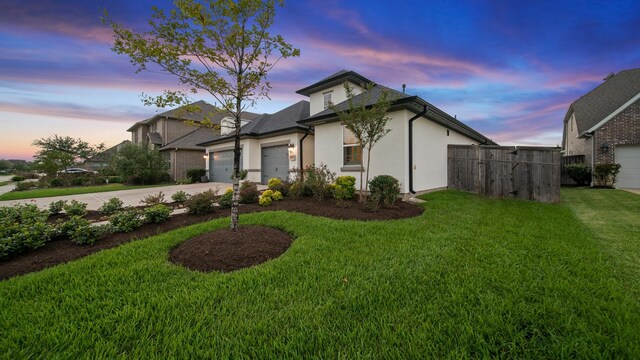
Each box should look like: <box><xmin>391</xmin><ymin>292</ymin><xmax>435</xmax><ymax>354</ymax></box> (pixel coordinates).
<box><xmin>616</xmin><ymin>145</ymin><xmax>640</xmax><ymax>188</ymax></box>
<box><xmin>209</xmin><ymin>150</ymin><xmax>242</xmax><ymax>183</ymax></box>
<box><xmin>261</xmin><ymin>145</ymin><xmax>289</xmax><ymax>184</ymax></box>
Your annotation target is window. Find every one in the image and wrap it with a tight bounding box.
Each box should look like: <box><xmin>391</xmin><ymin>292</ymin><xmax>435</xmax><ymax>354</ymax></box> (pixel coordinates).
<box><xmin>343</xmin><ymin>126</ymin><xmax>362</xmax><ymax>166</ymax></box>
<box><xmin>323</xmin><ymin>92</ymin><xmax>332</xmax><ymax>110</ymax></box>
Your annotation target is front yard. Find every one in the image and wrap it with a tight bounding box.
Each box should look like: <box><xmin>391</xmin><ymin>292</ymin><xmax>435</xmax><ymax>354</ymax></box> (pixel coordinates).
<box><xmin>0</xmin><ymin>183</ymin><xmax>168</xmax><ymax>201</ymax></box>
<box><xmin>1</xmin><ymin>189</ymin><xmax>639</xmax><ymax>357</ymax></box>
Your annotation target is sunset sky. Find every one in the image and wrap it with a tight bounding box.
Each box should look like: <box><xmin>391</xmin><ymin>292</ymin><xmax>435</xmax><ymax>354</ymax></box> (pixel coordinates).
<box><xmin>1</xmin><ymin>0</ymin><xmax>639</xmax><ymax>160</ymax></box>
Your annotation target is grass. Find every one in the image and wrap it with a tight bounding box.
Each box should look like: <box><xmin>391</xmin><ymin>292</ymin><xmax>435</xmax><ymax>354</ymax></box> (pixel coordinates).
<box><xmin>0</xmin><ymin>183</ymin><xmax>168</xmax><ymax>201</ymax></box>
<box><xmin>0</xmin><ymin>189</ymin><xmax>639</xmax><ymax>358</ymax></box>
<box><xmin>0</xmin><ymin>181</ymin><xmax>10</xmax><ymax>186</ymax></box>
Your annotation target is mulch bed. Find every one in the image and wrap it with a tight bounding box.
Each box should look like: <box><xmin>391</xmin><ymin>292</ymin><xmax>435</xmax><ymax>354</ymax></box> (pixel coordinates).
<box><xmin>0</xmin><ymin>198</ymin><xmax>423</xmax><ymax>280</ymax></box>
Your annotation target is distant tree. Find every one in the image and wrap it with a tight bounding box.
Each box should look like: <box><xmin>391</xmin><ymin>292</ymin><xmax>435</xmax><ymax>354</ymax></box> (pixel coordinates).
<box><xmin>105</xmin><ymin>0</ymin><xmax>299</xmax><ymax>231</ymax></box>
<box><xmin>330</xmin><ymin>82</ymin><xmax>394</xmax><ymax>202</ymax></box>
<box><xmin>0</xmin><ymin>159</ymin><xmax>12</xmax><ymax>172</ymax></box>
<box><xmin>32</xmin><ymin>135</ymin><xmax>104</xmax><ymax>176</ymax></box>
<box><xmin>110</xmin><ymin>144</ymin><xmax>169</xmax><ymax>185</ymax></box>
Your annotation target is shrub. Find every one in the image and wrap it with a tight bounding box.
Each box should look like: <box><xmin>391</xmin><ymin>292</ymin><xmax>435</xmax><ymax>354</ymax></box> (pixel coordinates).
<box><xmin>13</xmin><ymin>181</ymin><xmax>37</xmax><ymax>191</ymax></box>
<box><xmin>109</xmin><ymin>209</ymin><xmax>143</xmax><ymax>232</ymax></box>
<box><xmin>259</xmin><ymin>195</ymin><xmax>272</xmax><ymax>206</ymax></box>
<box><xmin>140</xmin><ymin>191</ymin><xmax>166</xmax><ymax>206</ymax></box>
<box><xmin>107</xmin><ymin>176</ymin><xmax>122</xmax><ymax>184</ymax></box>
<box><xmin>239</xmin><ymin>181</ymin><xmax>260</xmax><ymax>204</ymax></box>
<box><xmin>268</xmin><ymin>177</ymin><xmax>290</xmax><ymax>197</ymax></box>
<box><xmin>218</xmin><ymin>188</ymin><xmax>233</xmax><ymax>209</ymax></box>
<box><xmin>63</xmin><ymin>200</ymin><xmax>88</xmax><ymax>217</ymax></box>
<box><xmin>362</xmin><ymin>197</ymin><xmax>380</xmax><ymax>213</ymax></box>
<box><xmin>593</xmin><ymin>163</ymin><xmax>622</xmax><ymax>187</ymax></box>
<box><xmin>564</xmin><ymin>163</ymin><xmax>591</xmax><ymax>186</ymax></box>
<box><xmin>48</xmin><ymin>200</ymin><xmax>67</xmax><ymax>215</ymax></box>
<box><xmin>57</xmin><ymin>216</ymin><xmax>91</xmax><ymax>238</ymax></box>
<box><xmin>0</xmin><ymin>204</ymin><xmax>53</xmax><ymax>260</ymax></box>
<box><xmin>262</xmin><ymin>189</ymin><xmax>274</xmax><ymax>199</ymax></box>
<box><xmin>11</xmin><ymin>175</ymin><xmax>25</xmax><ymax>182</ymax></box>
<box><xmin>267</xmin><ymin>178</ymin><xmax>282</xmax><ymax>189</ymax></box>
<box><xmin>70</xmin><ymin>176</ymin><xmax>89</xmax><ymax>187</ymax></box>
<box><xmin>304</xmin><ymin>164</ymin><xmax>336</xmax><ymax>201</ymax></box>
<box><xmin>335</xmin><ymin>176</ymin><xmax>356</xmax><ymax>200</ymax></box>
<box><xmin>186</xmin><ymin>169</ymin><xmax>207</xmax><ymax>183</ymax></box>
<box><xmin>369</xmin><ymin>175</ymin><xmax>401</xmax><ymax>207</ymax></box>
<box><xmin>171</xmin><ymin>190</ymin><xmax>189</xmax><ymax>203</ymax></box>
<box><xmin>71</xmin><ymin>223</ymin><xmax>111</xmax><ymax>245</ymax></box>
<box><xmin>272</xmin><ymin>190</ymin><xmax>283</xmax><ymax>201</ymax></box>
<box><xmin>185</xmin><ymin>189</ymin><xmax>218</xmax><ymax>215</ymax></box>
<box><xmin>49</xmin><ymin>177</ymin><xmax>64</xmax><ymax>187</ymax></box>
<box><xmin>111</xmin><ymin>144</ymin><xmax>170</xmax><ymax>185</ymax></box>
<box><xmin>99</xmin><ymin>197</ymin><xmax>124</xmax><ymax>215</ymax></box>
<box><xmin>144</xmin><ymin>204</ymin><xmax>172</xmax><ymax>223</ymax></box>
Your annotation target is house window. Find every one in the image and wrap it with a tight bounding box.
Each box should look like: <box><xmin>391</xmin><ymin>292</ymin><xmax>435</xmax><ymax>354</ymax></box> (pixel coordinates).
<box><xmin>323</xmin><ymin>92</ymin><xmax>333</xmax><ymax>110</ymax></box>
<box><xmin>343</xmin><ymin>126</ymin><xmax>362</xmax><ymax>166</ymax></box>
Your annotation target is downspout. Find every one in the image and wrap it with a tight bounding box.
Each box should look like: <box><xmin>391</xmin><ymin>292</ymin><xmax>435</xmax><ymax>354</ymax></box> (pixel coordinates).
<box><xmin>408</xmin><ymin>105</ymin><xmax>428</xmax><ymax>194</ymax></box>
<box><xmin>299</xmin><ymin>128</ymin><xmax>311</xmax><ymax>180</ymax></box>
<box><xmin>587</xmin><ymin>132</ymin><xmax>595</xmax><ymax>186</ymax></box>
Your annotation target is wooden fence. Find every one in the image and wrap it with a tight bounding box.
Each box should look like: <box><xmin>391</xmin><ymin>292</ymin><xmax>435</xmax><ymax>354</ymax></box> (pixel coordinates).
<box><xmin>560</xmin><ymin>155</ymin><xmax>586</xmax><ymax>185</ymax></box>
<box><xmin>448</xmin><ymin>145</ymin><xmax>561</xmax><ymax>203</ymax></box>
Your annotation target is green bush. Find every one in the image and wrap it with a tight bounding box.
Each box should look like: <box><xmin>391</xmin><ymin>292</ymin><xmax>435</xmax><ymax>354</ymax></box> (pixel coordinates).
<box><xmin>564</xmin><ymin>163</ymin><xmax>591</xmax><ymax>186</ymax></box>
<box><xmin>70</xmin><ymin>176</ymin><xmax>88</xmax><ymax>187</ymax></box>
<box><xmin>186</xmin><ymin>169</ymin><xmax>207</xmax><ymax>183</ymax></box>
<box><xmin>109</xmin><ymin>209</ymin><xmax>143</xmax><ymax>233</ymax></box>
<box><xmin>0</xmin><ymin>204</ymin><xmax>54</xmax><ymax>260</ymax></box>
<box><xmin>259</xmin><ymin>195</ymin><xmax>272</xmax><ymax>206</ymax></box>
<box><xmin>140</xmin><ymin>191</ymin><xmax>166</xmax><ymax>206</ymax></box>
<box><xmin>71</xmin><ymin>224</ymin><xmax>111</xmax><ymax>245</ymax></box>
<box><xmin>11</xmin><ymin>175</ymin><xmax>25</xmax><ymax>182</ymax></box>
<box><xmin>369</xmin><ymin>175</ymin><xmax>401</xmax><ymax>207</ymax></box>
<box><xmin>49</xmin><ymin>177</ymin><xmax>64</xmax><ymax>187</ymax></box>
<box><xmin>107</xmin><ymin>176</ymin><xmax>122</xmax><ymax>184</ymax></box>
<box><xmin>239</xmin><ymin>181</ymin><xmax>260</xmax><ymax>204</ymax></box>
<box><xmin>13</xmin><ymin>181</ymin><xmax>37</xmax><ymax>191</ymax></box>
<box><xmin>218</xmin><ymin>188</ymin><xmax>233</xmax><ymax>209</ymax></box>
<box><xmin>144</xmin><ymin>204</ymin><xmax>172</xmax><ymax>223</ymax></box>
<box><xmin>335</xmin><ymin>176</ymin><xmax>356</xmax><ymax>200</ymax></box>
<box><xmin>63</xmin><ymin>200</ymin><xmax>88</xmax><ymax>217</ymax></box>
<box><xmin>111</xmin><ymin>143</ymin><xmax>170</xmax><ymax>185</ymax></box>
<box><xmin>99</xmin><ymin>198</ymin><xmax>124</xmax><ymax>215</ymax></box>
<box><xmin>171</xmin><ymin>190</ymin><xmax>189</xmax><ymax>203</ymax></box>
<box><xmin>593</xmin><ymin>163</ymin><xmax>622</xmax><ymax>187</ymax></box>
<box><xmin>304</xmin><ymin>164</ymin><xmax>336</xmax><ymax>201</ymax></box>
<box><xmin>185</xmin><ymin>189</ymin><xmax>218</xmax><ymax>215</ymax></box>
<box><xmin>57</xmin><ymin>216</ymin><xmax>91</xmax><ymax>238</ymax></box>
<box><xmin>267</xmin><ymin>177</ymin><xmax>289</xmax><ymax>196</ymax></box>
<box><xmin>272</xmin><ymin>190</ymin><xmax>283</xmax><ymax>201</ymax></box>
<box><xmin>48</xmin><ymin>200</ymin><xmax>67</xmax><ymax>215</ymax></box>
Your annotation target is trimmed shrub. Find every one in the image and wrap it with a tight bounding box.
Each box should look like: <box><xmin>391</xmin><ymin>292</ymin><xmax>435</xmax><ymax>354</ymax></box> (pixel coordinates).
<box><xmin>259</xmin><ymin>195</ymin><xmax>272</xmax><ymax>206</ymax></box>
<box><xmin>0</xmin><ymin>204</ymin><xmax>54</xmax><ymax>260</ymax></box>
<box><xmin>335</xmin><ymin>176</ymin><xmax>356</xmax><ymax>200</ymax></box>
<box><xmin>71</xmin><ymin>224</ymin><xmax>111</xmax><ymax>245</ymax></box>
<box><xmin>565</xmin><ymin>163</ymin><xmax>591</xmax><ymax>186</ymax></box>
<box><xmin>49</xmin><ymin>177</ymin><xmax>64</xmax><ymax>187</ymax></box>
<box><xmin>144</xmin><ymin>204</ymin><xmax>172</xmax><ymax>223</ymax></box>
<box><xmin>267</xmin><ymin>178</ymin><xmax>282</xmax><ymax>189</ymax></box>
<box><xmin>48</xmin><ymin>200</ymin><xmax>67</xmax><ymax>215</ymax></box>
<box><xmin>11</xmin><ymin>175</ymin><xmax>25</xmax><ymax>182</ymax></box>
<box><xmin>171</xmin><ymin>190</ymin><xmax>189</xmax><ymax>203</ymax></box>
<box><xmin>290</xmin><ymin>164</ymin><xmax>335</xmax><ymax>201</ymax></box>
<box><xmin>107</xmin><ymin>176</ymin><xmax>122</xmax><ymax>184</ymax></box>
<box><xmin>185</xmin><ymin>189</ymin><xmax>218</xmax><ymax>215</ymax></box>
<box><xmin>57</xmin><ymin>216</ymin><xmax>91</xmax><ymax>238</ymax></box>
<box><xmin>140</xmin><ymin>191</ymin><xmax>166</xmax><ymax>206</ymax></box>
<box><xmin>369</xmin><ymin>175</ymin><xmax>401</xmax><ymax>207</ymax></box>
<box><xmin>186</xmin><ymin>169</ymin><xmax>207</xmax><ymax>183</ymax></box>
<box><xmin>99</xmin><ymin>197</ymin><xmax>124</xmax><ymax>215</ymax></box>
<box><xmin>272</xmin><ymin>190</ymin><xmax>283</xmax><ymax>201</ymax></box>
<box><xmin>218</xmin><ymin>188</ymin><xmax>233</xmax><ymax>209</ymax></box>
<box><xmin>13</xmin><ymin>181</ymin><xmax>37</xmax><ymax>191</ymax></box>
<box><xmin>63</xmin><ymin>200</ymin><xmax>88</xmax><ymax>217</ymax></box>
<box><xmin>593</xmin><ymin>163</ymin><xmax>622</xmax><ymax>187</ymax></box>
<box><xmin>262</xmin><ymin>189</ymin><xmax>274</xmax><ymax>199</ymax></box>
<box><xmin>239</xmin><ymin>181</ymin><xmax>260</xmax><ymax>204</ymax></box>
<box><xmin>109</xmin><ymin>209</ymin><xmax>143</xmax><ymax>233</ymax></box>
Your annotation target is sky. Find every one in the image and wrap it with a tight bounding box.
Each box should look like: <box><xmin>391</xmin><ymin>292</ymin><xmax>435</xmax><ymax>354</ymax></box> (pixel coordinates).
<box><xmin>1</xmin><ymin>0</ymin><xmax>639</xmax><ymax>160</ymax></box>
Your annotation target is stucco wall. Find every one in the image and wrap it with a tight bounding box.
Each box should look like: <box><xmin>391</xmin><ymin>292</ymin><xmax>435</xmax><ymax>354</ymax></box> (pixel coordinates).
<box><xmin>564</xmin><ymin>112</ymin><xmax>593</xmax><ymax>166</ymax></box>
<box><xmin>309</xmin><ymin>83</ymin><xmax>363</xmax><ymax>116</ymax></box>
<box><xmin>594</xmin><ymin>97</ymin><xmax>640</xmax><ymax>164</ymax></box>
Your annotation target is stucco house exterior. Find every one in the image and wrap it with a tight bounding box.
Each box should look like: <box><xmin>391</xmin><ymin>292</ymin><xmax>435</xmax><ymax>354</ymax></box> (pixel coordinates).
<box><xmin>561</xmin><ymin>68</ymin><xmax>640</xmax><ymax>188</ymax></box>
<box><xmin>199</xmin><ymin>70</ymin><xmax>495</xmax><ymax>194</ymax></box>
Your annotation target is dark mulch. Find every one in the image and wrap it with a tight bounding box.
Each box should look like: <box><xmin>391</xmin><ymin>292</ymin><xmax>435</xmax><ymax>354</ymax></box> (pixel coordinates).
<box><xmin>169</xmin><ymin>226</ymin><xmax>293</xmax><ymax>273</ymax></box>
<box><xmin>1</xmin><ymin>197</ymin><xmax>423</xmax><ymax>280</ymax></box>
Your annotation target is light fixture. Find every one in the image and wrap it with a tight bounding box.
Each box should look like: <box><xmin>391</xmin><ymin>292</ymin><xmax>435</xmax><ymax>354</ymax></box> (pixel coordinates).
<box><xmin>288</xmin><ymin>141</ymin><xmax>295</xmax><ymax>148</ymax></box>
<box><xmin>600</xmin><ymin>142</ymin><xmax>609</xmax><ymax>154</ymax></box>
<box><xmin>203</xmin><ymin>153</ymin><xmax>209</xmax><ymax>159</ymax></box>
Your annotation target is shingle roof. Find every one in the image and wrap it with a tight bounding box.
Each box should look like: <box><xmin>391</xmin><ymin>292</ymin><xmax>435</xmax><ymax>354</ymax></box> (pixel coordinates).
<box><xmin>85</xmin><ymin>140</ymin><xmax>130</xmax><ymax>162</ymax></box>
<box><xmin>295</xmin><ymin>70</ymin><xmax>373</xmax><ymax>96</ymax></box>
<box><xmin>148</xmin><ymin>131</ymin><xmax>163</xmax><ymax>145</ymax></box>
<box><xmin>160</xmin><ymin>128</ymin><xmax>221</xmax><ymax>151</ymax></box>
<box><xmin>566</xmin><ymin>68</ymin><xmax>640</xmax><ymax>135</ymax></box>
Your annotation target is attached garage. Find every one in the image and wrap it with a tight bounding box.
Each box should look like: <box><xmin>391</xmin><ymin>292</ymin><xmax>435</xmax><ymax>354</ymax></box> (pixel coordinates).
<box><xmin>209</xmin><ymin>150</ymin><xmax>242</xmax><ymax>183</ymax></box>
<box><xmin>616</xmin><ymin>145</ymin><xmax>640</xmax><ymax>188</ymax></box>
<box><xmin>261</xmin><ymin>145</ymin><xmax>289</xmax><ymax>184</ymax></box>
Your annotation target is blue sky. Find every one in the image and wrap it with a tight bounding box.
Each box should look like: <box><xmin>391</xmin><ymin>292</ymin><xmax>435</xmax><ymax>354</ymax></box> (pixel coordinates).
<box><xmin>1</xmin><ymin>0</ymin><xmax>639</xmax><ymax>159</ymax></box>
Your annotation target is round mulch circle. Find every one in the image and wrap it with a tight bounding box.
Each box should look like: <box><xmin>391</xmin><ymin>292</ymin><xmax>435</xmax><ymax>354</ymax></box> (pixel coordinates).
<box><xmin>169</xmin><ymin>225</ymin><xmax>293</xmax><ymax>273</ymax></box>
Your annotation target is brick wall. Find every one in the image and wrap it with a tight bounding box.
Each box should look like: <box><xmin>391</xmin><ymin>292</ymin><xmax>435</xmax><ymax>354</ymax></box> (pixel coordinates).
<box><xmin>171</xmin><ymin>150</ymin><xmax>206</xmax><ymax>180</ymax></box>
<box><xmin>594</xmin><ymin>98</ymin><xmax>640</xmax><ymax>164</ymax></box>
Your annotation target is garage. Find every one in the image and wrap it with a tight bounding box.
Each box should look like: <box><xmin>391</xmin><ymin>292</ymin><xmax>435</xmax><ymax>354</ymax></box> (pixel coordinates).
<box><xmin>616</xmin><ymin>145</ymin><xmax>640</xmax><ymax>188</ymax></box>
<box><xmin>209</xmin><ymin>150</ymin><xmax>242</xmax><ymax>183</ymax></box>
<box><xmin>261</xmin><ymin>145</ymin><xmax>289</xmax><ymax>184</ymax></box>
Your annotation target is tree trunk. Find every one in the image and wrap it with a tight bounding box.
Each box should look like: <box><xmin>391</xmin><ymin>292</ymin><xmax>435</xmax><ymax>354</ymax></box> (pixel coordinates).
<box><xmin>230</xmin><ymin>121</ymin><xmax>241</xmax><ymax>232</ymax></box>
<box><xmin>359</xmin><ymin>164</ymin><xmax>365</xmax><ymax>203</ymax></box>
<box><xmin>365</xmin><ymin>146</ymin><xmax>372</xmax><ymax>199</ymax></box>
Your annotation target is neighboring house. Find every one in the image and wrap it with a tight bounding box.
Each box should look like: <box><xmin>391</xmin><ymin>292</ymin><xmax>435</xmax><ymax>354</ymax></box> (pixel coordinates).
<box><xmin>198</xmin><ymin>101</ymin><xmax>313</xmax><ymax>184</ymax></box>
<box><xmin>561</xmin><ymin>68</ymin><xmax>640</xmax><ymax>188</ymax></box>
<box><xmin>199</xmin><ymin>70</ymin><xmax>495</xmax><ymax>194</ymax></box>
<box><xmin>127</xmin><ymin>100</ymin><xmax>259</xmax><ymax>180</ymax></box>
<box><xmin>82</xmin><ymin>140</ymin><xmax>131</xmax><ymax>171</ymax></box>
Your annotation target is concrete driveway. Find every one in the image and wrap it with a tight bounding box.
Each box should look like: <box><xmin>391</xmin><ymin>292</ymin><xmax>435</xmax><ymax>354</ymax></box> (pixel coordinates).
<box><xmin>0</xmin><ymin>182</ymin><xmax>266</xmax><ymax>210</ymax></box>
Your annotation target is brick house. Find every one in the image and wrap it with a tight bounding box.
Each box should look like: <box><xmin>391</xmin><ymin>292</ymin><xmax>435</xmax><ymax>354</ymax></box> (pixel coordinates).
<box><xmin>561</xmin><ymin>68</ymin><xmax>640</xmax><ymax>188</ymax></box>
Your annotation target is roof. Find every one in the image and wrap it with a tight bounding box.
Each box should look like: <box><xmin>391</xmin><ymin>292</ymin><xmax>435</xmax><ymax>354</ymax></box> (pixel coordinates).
<box><xmin>197</xmin><ymin>101</ymin><xmax>311</xmax><ymax>146</ymax></box>
<box><xmin>299</xmin><ymin>84</ymin><xmax>496</xmax><ymax>145</ymax></box>
<box><xmin>295</xmin><ymin>70</ymin><xmax>373</xmax><ymax>96</ymax></box>
<box><xmin>148</xmin><ymin>132</ymin><xmax>163</xmax><ymax>145</ymax></box>
<box><xmin>160</xmin><ymin>128</ymin><xmax>221</xmax><ymax>151</ymax></box>
<box><xmin>564</xmin><ymin>68</ymin><xmax>640</xmax><ymax>136</ymax></box>
<box><xmin>127</xmin><ymin>100</ymin><xmax>260</xmax><ymax>131</ymax></box>
<box><xmin>85</xmin><ymin>140</ymin><xmax>131</xmax><ymax>162</ymax></box>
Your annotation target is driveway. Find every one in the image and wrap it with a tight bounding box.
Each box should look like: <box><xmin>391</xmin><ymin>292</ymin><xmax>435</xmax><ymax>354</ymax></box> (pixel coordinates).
<box><xmin>0</xmin><ymin>182</ymin><xmax>266</xmax><ymax>210</ymax></box>
<box><xmin>622</xmin><ymin>188</ymin><xmax>640</xmax><ymax>196</ymax></box>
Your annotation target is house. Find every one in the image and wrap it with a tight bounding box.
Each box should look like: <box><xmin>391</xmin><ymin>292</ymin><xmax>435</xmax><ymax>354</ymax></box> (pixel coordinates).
<box><xmin>199</xmin><ymin>70</ymin><xmax>495</xmax><ymax>194</ymax></box>
<box><xmin>82</xmin><ymin>140</ymin><xmax>130</xmax><ymax>171</ymax></box>
<box><xmin>561</xmin><ymin>68</ymin><xmax>640</xmax><ymax>188</ymax></box>
<box><xmin>127</xmin><ymin>100</ymin><xmax>259</xmax><ymax>180</ymax></box>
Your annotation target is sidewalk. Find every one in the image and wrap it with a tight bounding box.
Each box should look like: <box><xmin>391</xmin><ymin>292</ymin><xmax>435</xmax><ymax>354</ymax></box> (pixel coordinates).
<box><xmin>0</xmin><ymin>182</ymin><xmax>266</xmax><ymax>210</ymax></box>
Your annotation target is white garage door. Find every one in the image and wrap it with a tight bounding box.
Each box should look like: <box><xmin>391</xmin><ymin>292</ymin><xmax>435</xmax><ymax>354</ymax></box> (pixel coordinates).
<box><xmin>209</xmin><ymin>150</ymin><xmax>242</xmax><ymax>183</ymax></box>
<box><xmin>616</xmin><ymin>145</ymin><xmax>640</xmax><ymax>188</ymax></box>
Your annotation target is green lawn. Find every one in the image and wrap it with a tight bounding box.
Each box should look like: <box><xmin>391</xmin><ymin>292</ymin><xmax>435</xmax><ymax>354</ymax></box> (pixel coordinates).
<box><xmin>1</xmin><ymin>189</ymin><xmax>639</xmax><ymax>358</ymax></box>
<box><xmin>0</xmin><ymin>183</ymin><xmax>168</xmax><ymax>201</ymax></box>
<box><xmin>0</xmin><ymin>181</ymin><xmax>10</xmax><ymax>186</ymax></box>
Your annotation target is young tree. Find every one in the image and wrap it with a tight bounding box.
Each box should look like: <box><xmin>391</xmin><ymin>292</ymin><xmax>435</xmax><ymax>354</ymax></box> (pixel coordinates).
<box><xmin>105</xmin><ymin>0</ymin><xmax>299</xmax><ymax>231</ymax></box>
<box><xmin>32</xmin><ymin>135</ymin><xmax>104</xmax><ymax>176</ymax></box>
<box><xmin>331</xmin><ymin>82</ymin><xmax>394</xmax><ymax>202</ymax></box>
<box><xmin>111</xmin><ymin>144</ymin><xmax>169</xmax><ymax>184</ymax></box>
